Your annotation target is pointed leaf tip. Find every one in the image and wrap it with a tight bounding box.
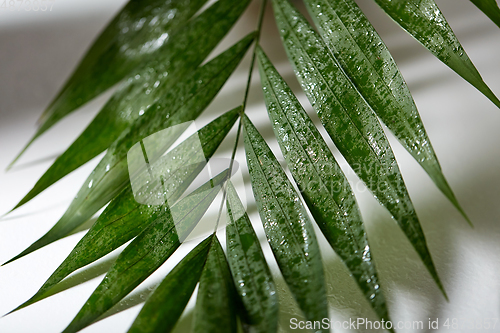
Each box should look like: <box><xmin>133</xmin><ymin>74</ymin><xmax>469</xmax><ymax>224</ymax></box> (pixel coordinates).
<box><xmin>374</xmin><ymin>0</ymin><xmax>500</xmax><ymax>108</ymax></box>
<box><xmin>471</xmin><ymin>0</ymin><xmax>500</xmax><ymax>28</ymax></box>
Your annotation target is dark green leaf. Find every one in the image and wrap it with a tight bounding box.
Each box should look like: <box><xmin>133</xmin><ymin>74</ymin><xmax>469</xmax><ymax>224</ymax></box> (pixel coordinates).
<box><xmin>193</xmin><ymin>236</ymin><xmax>237</xmax><ymax>333</ymax></box>
<box><xmin>471</xmin><ymin>0</ymin><xmax>500</xmax><ymax>28</ymax></box>
<box><xmin>225</xmin><ymin>181</ymin><xmax>278</xmax><ymax>333</ymax></box>
<box><xmin>303</xmin><ymin>0</ymin><xmax>469</xmax><ymax>223</ymax></box>
<box><xmin>9</xmin><ymin>108</ymin><xmax>240</xmax><ymax>311</ymax></box>
<box><xmin>11</xmin><ymin>0</ymin><xmax>251</xmax><ymax>207</ymax></box>
<box><xmin>272</xmin><ymin>0</ymin><xmax>446</xmax><ymax>298</ymax></box>
<box><xmin>128</xmin><ymin>235</ymin><xmax>213</xmax><ymax>333</ymax></box>
<box><xmin>61</xmin><ymin>170</ymin><xmax>228</xmax><ymax>333</ymax></box>
<box><xmin>256</xmin><ymin>47</ymin><xmax>389</xmax><ymax>322</ymax></box>
<box><xmin>5</xmin><ymin>34</ymin><xmax>253</xmax><ymax>264</ymax></box>
<box><xmin>374</xmin><ymin>0</ymin><xmax>500</xmax><ymax>108</ymax></box>
<box><xmin>9</xmin><ymin>0</ymin><xmax>208</xmax><ymax>168</ymax></box>
<box><xmin>243</xmin><ymin>115</ymin><xmax>328</xmax><ymax>331</ymax></box>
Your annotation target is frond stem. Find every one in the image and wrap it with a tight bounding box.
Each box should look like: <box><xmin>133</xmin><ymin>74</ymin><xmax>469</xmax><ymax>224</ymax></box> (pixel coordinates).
<box><xmin>242</xmin><ymin>0</ymin><xmax>268</xmax><ymax>110</ymax></box>
<box><xmin>213</xmin><ymin>0</ymin><xmax>268</xmax><ymax>233</ymax></box>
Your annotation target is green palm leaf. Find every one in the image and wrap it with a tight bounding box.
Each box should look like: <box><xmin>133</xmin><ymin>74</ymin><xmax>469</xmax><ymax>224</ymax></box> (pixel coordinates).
<box><xmin>127</xmin><ymin>235</ymin><xmax>214</xmax><ymax>333</ymax></box>
<box><xmin>10</xmin><ymin>0</ymin><xmax>251</xmax><ymax>210</ymax></box>
<box><xmin>4</xmin><ymin>0</ymin><xmax>496</xmax><ymax>330</ymax></box>
<box><xmin>193</xmin><ymin>236</ymin><xmax>237</xmax><ymax>333</ymax></box>
<box><xmin>374</xmin><ymin>0</ymin><xmax>500</xmax><ymax>108</ymax></box>
<box><xmin>9</xmin><ymin>107</ymin><xmax>240</xmax><ymax>312</ymax></box>
<box><xmin>5</xmin><ymin>35</ymin><xmax>253</xmax><ymax>264</ymax></box>
<box><xmin>272</xmin><ymin>0</ymin><xmax>446</xmax><ymax>298</ymax></box>
<box><xmin>61</xmin><ymin>170</ymin><xmax>228</xmax><ymax>333</ymax></box>
<box><xmin>9</xmin><ymin>0</ymin><xmax>208</xmax><ymax>168</ymax></box>
<box><xmin>471</xmin><ymin>0</ymin><xmax>500</xmax><ymax>28</ymax></box>
<box><xmin>225</xmin><ymin>181</ymin><xmax>278</xmax><ymax>333</ymax></box>
<box><xmin>257</xmin><ymin>47</ymin><xmax>389</xmax><ymax>322</ymax></box>
<box><xmin>303</xmin><ymin>0</ymin><xmax>468</xmax><ymax>222</ymax></box>
<box><xmin>243</xmin><ymin>115</ymin><xmax>329</xmax><ymax>332</ymax></box>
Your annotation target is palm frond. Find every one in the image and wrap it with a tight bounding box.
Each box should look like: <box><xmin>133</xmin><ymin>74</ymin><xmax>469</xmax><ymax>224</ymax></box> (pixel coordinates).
<box><xmin>3</xmin><ymin>0</ymin><xmax>499</xmax><ymax>331</ymax></box>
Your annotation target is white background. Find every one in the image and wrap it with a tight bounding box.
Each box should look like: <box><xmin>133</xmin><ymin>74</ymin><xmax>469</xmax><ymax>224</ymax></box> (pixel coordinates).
<box><xmin>1</xmin><ymin>0</ymin><xmax>500</xmax><ymax>332</ymax></box>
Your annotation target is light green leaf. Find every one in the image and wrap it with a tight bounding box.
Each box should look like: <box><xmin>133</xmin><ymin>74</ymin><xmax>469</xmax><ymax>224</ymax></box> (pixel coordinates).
<box><xmin>374</xmin><ymin>0</ymin><xmax>500</xmax><ymax>108</ymax></box>
<box><xmin>256</xmin><ymin>47</ymin><xmax>389</xmax><ymax>322</ymax></box>
<box><xmin>272</xmin><ymin>0</ymin><xmax>446</xmax><ymax>298</ymax></box>
<box><xmin>5</xmin><ymin>35</ymin><xmax>253</xmax><ymax>264</ymax></box>
<box><xmin>61</xmin><ymin>170</ymin><xmax>228</xmax><ymax>333</ymax></box>
<box><xmin>127</xmin><ymin>235</ymin><xmax>213</xmax><ymax>333</ymax></box>
<box><xmin>10</xmin><ymin>0</ymin><xmax>208</xmax><ymax>168</ymax></box>
<box><xmin>9</xmin><ymin>108</ymin><xmax>240</xmax><ymax>312</ymax></box>
<box><xmin>471</xmin><ymin>0</ymin><xmax>500</xmax><ymax>28</ymax></box>
<box><xmin>225</xmin><ymin>181</ymin><xmax>278</xmax><ymax>333</ymax></box>
<box><xmin>193</xmin><ymin>236</ymin><xmax>237</xmax><ymax>333</ymax></box>
<box><xmin>243</xmin><ymin>115</ymin><xmax>328</xmax><ymax>331</ymax></box>
<box><xmin>303</xmin><ymin>0</ymin><xmax>469</xmax><ymax>223</ymax></box>
<box><xmin>11</xmin><ymin>0</ymin><xmax>251</xmax><ymax>207</ymax></box>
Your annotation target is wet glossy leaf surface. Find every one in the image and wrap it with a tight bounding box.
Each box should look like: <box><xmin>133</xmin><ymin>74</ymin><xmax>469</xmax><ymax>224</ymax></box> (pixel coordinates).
<box><xmin>11</xmin><ymin>108</ymin><xmax>240</xmax><ymax>311</ymax></box>
<box><xmin>272</xmin><ymin>0</ymin><xmax>446</xmax><ymax>297</ymax></box>
<box><xmin>11</xmin><ymin>0</ymin><xmax>209</xmax><ymax>167</ymax></box>
<box><xmin>243</xmin><ymin>115</ymin><xmax>329</xmax><ymax>331</ymax></box>
<box><xmin>225</xmin><ymin>181</ymin><xmax>278</xmax><ymax>333</ymax></box>
<box><xmin>5</xmin><ymin>35</ymin><xmax>253</xmax><ymax>264</ymax></box>
<box><xmin>193</xmin><ymin>237</ymin><xmax>237</xmax><ymax>333</ymax></box>
<box><xmin>61</xmin><ymin>171</ymin><xmax>228</xmax><ymax>333</ymax></box>
<box><xmin>12</xmin><ymin>0</ymin><xmax>251</xmax><ymax>208</ymax></box>
<box><xmin>257</xmin><ymin>47</ymin><xmax>389</xmax><ymax>321</ymax></box>
<box><xmin>374</xmin><ymin>0</ymin><xmax>500</xmax><ymax>107</ymax></box>
<box><xmin>303</xmin><ymin>0</ymin><xmax>468</xmax><ymax>222</ymax></box>
<box><xmin>471</xmin><ymin>0</ymin><xmax>500</xmax><ymax>28</ymax></box>
<box><xmin>128</xmin><ymin>235</ymin><xmax>213</xmax><ymax>333</ymax></box>
<box><xmin>5</xmin><ymin>0</ymin><xmax>494</xmax><ymax>330</ymax></box>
